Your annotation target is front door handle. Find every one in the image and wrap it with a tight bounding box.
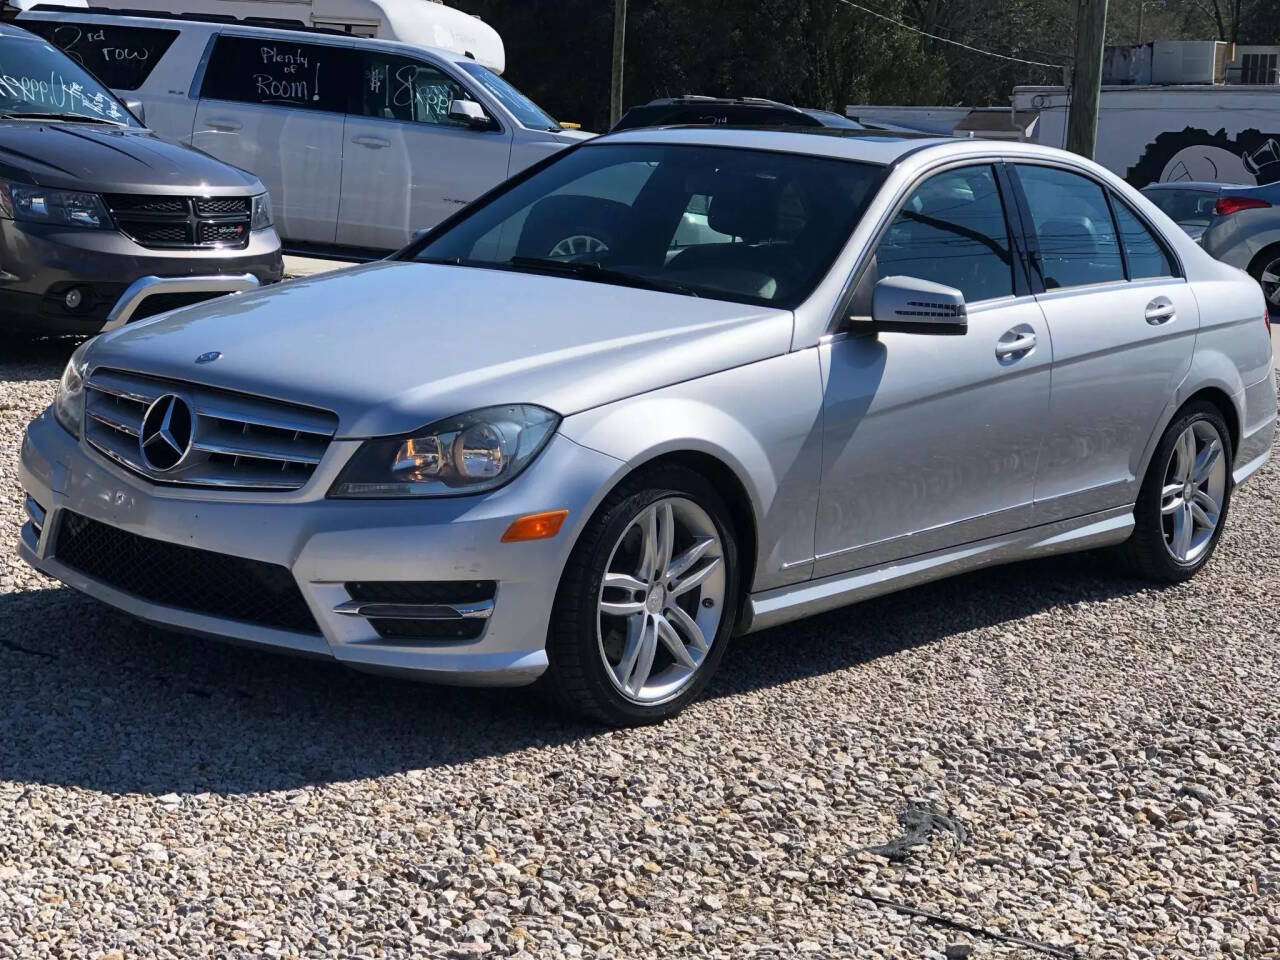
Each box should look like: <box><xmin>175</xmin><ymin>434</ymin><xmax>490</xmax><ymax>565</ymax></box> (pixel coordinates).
<box><xmin>1145</xmin><ymin>297</ymin><xmax>1176</xmax><ymax>325</ymax></box>
<box><xmin>206</xmin><ymin>118</ymin><xmax>242</xmax><ymax>132</ymax></box>
<box><xmin>995</xmin><ymin>330</ymin><xmax>1037</xmax><ymax>358</ymax></box>
<box><xmin>352</xmin><ymin>135</ymin><xmax>391</xmax><ymax>148</ymax></box>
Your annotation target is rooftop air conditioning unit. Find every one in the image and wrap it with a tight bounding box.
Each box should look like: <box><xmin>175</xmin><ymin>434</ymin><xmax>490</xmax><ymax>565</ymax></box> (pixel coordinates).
<box><xmin>1151</xmin><ymin>40</ymin><xmax>1228</xmax><ymax>85</ymax></box>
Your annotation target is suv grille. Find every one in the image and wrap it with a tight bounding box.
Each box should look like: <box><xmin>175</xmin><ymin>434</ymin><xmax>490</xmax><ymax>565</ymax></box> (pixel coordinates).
<box><xmin>55</xmin><ymin>511</ymin><xmax>320</xmax><ymax>635</ymax></box>
<box><xmin>83</xmin><ymin>367</ymin><xmax>338</xmax><ymax>491</ymax></box>
<box><xmin>104</xmin><ymin>194</ymin><xmax>252</xmax><ymax>250</ymax></box>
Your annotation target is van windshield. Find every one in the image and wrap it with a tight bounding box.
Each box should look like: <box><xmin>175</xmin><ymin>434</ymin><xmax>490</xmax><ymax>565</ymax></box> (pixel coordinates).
<box><xmin>458</xmin><ymin>61</ymin><xmax>558</xmax><ymax>131</ymax></box>
<box><xmin>0</xmin><ymin>35</ymin><xmax>139</xmax><ymax>126</ymax></box>
<box><xmin>407</xmin><ymin>142</ymin><xmax>885</xmax><ymax>309</ymax></box>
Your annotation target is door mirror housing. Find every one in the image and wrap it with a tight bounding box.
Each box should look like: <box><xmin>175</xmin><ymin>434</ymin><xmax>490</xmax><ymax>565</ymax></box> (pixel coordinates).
<box><xmin>123</xmin><ymin>97</ymin><xmax>146</xmax><ymax>125</ymax></box>
<box><xmin>866</xmin><ymin>275</ymin><xmax>967</xmax><ymax>335</ymax></box>
<box><xmin>448</xmin><ymin>98</ymin><xmax>491</xmax><ymax>128</ymax></box>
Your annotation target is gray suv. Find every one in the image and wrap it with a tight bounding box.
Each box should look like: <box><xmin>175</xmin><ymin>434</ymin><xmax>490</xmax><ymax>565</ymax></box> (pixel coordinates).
<box><xmin>0</xmin><ymin>23</ymin><xmax>282</xmax><ymax>335</ymax></box>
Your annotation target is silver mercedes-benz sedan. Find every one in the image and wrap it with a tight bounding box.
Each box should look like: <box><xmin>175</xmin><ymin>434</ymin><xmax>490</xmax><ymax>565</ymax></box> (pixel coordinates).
<box><xmin>18</xmin><ymin>128</ymin><xmax>1277</xmax><ymax>725</ymax></box>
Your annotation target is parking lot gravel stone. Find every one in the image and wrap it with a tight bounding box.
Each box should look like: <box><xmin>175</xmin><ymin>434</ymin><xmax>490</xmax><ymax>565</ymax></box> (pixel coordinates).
<box><xmin>1</xmin><ymin>336</ymin><xmax>1277</xmax><ymax>958</ymax></box>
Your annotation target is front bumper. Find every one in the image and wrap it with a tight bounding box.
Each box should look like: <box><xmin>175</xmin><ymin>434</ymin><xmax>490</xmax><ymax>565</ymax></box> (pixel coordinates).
<box><xmin>18</xmin><ymin>410</ymin><xmax>622</xmax><ymax>686</ymax></box>
<box><xmin>0</xmin><ymin>219</ymin><xmax>283</xmax><ymax>334</ymax></box>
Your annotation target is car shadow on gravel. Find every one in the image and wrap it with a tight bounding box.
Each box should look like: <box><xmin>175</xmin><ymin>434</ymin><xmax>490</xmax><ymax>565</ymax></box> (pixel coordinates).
<box><xmin>0</xmin><ymin>335</ymin><xmax>83</xmax><ymax>382</ymax></box>
<box><xmin>0</xmin><ymin>551</ymin><xmax>1150</xmax><ymax>796</ymax></box>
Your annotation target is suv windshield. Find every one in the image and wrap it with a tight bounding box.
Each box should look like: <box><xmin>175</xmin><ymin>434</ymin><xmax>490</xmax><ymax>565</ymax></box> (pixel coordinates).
<box><xmin>0</xmin><ymin>34</ymin><xmax>140</xmax><ymax>126</ymax></box>
<box><xmin>457</xmin><ymin>61</ymin><xmax>557</xmax><ymax>131</ymax></box>
<box><xmin>407</xmin><ymin>143</ymin><xmax>884</xmax><ymax>308</ymax></box>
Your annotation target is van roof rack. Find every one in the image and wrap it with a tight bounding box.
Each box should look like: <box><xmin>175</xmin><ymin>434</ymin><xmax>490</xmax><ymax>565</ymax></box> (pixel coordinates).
<box><xmin>22</xmin><ymin>4</ymin><xmax>350</xmax><ymax>36</ymax></box>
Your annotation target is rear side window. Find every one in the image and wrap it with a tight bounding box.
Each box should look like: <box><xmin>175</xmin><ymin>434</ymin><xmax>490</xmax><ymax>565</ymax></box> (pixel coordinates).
<box><xmin>1112</xmin><ymin>198</ymin><xmax>1175</xmax><ymax>279</ymax></box>
<box><xmin>200</xmin><ymin>36</ymin><xmax>356</xmax><ymax>113</ymax></box>
<box><xmin>25</xmin><ymin>21</ymin><xmax>177</xmax><ymax>91</ymax></box>
<box><xmin>875</xmin><ymin>164</ymin><xmax>1014</xmax><ymax>303</ymax></box>
<box><xmin>1014</xmin><ymin>165</ymin><xmax>1124</xmax><ymax>289</ymax></box>
<box><xmin>355</xmin><ymin>52</ymin><xmax>471</xmax><ymax>125</ymax></box>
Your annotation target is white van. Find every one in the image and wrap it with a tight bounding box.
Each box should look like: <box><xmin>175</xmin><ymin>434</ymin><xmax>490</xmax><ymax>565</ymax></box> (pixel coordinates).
<box><xmin>18</xmin><ymin>8</ymin><xmax>591</xmax><ymax>253</ymax></box>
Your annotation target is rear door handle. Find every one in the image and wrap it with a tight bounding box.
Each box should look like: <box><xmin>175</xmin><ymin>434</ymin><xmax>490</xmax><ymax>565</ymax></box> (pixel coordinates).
<box><xmin>1145</xmin><ymin>297</ymin><xmax>1176</xmax><ymax>325</ymax></box>
<box><xmin>995</xmin><ymin>330</ymin><xmax>1037</xmax><ymax>358</ymax></box>
<box><xmin>352</xmin><ymin>135</ymin><xmax>390</xmax><ymax>148</ymax></box>
<box><xmin>206</xmin><ymin>118</ymin><xmax>242</xmax><ymax>132</ymax></box>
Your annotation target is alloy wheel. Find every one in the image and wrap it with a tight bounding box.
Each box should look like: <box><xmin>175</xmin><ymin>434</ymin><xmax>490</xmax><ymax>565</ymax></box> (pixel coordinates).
<box><xmin>1260</xmin><ymin>257</ymin><xmax>1280</xmax><ymax>308</ymax></box>
<box><xmin>1160</xmin><ymin>420</ymin><xmax>1227</xmax><ymax>564</ymax></box>
<box><xmin>548</xmin><ymin>234</ymin><xmax>609</xmax><ymax>259</ymax></box>
<box><xmin>596</xmin><ymin>496</ymin><xmax>726</xmax><ymax>705</ymax></box>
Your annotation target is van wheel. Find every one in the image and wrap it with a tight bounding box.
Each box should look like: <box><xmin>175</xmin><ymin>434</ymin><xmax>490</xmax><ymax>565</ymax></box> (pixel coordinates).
<box><xmin>540</xmin><ymin>465</ymin><xmax>740</xmax><ymax>726</ymax></box>
<box><xmin>1114</xmin><ymin>401</ymin><xmax>1232</xmax><ymax>582</ymax></box>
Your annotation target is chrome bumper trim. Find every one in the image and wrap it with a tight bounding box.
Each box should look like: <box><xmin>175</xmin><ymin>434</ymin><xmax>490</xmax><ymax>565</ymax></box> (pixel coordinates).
<box><xmin>333</xmin><ymin>599</ymin><xmax>495</xmax><ymax>621</ymax></box>
<box><xmin>23</xmin><ymin>495</ymin><xmax>46</xmax><ymax>533</ymax></box>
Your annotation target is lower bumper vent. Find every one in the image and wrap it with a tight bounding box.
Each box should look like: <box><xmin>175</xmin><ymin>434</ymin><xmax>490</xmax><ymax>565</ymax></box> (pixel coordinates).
<box><xmin>55</xmin><ymin>511</ymin><xmax>320</xmax><ymax>635</ymax></box>
<box><xmin>339</xmin><ymin>581</ymin><xmax>496</xmax><ymax>642</ymax></box>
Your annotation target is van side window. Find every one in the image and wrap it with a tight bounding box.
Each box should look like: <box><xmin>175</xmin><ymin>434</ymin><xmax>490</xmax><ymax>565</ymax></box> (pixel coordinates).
<box><xmin>25</xmin><ymin>21</ymin><xmax>177</xmax><ymax>91</ymax></box>
<box><xmin>1013</xmin><ymin>165</ymin><xmax>1125</xmax><ymax>289</ymax></box>
<box><xmin>875</xmin><ymin>164</ymin><xmax>1015</xmax><ymax>303</ymax></box>
<box><xmin>1112</xmin><ymin>196</ymin><xmax>1176</xmax><ymax>279</ymax></box>
<box><xmin>200</xmin><ymin>36</ymin><xmax>355</xmax><ymax>114</ymax></box>
<box><xmin>356</xmin><ymin>53</ymin><xmax>475</xmax><ymax>126</ymax></box>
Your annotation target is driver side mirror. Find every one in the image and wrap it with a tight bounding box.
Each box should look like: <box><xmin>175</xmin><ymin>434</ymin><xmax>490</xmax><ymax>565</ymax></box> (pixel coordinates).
<box><xmin>866</xmin><ymin>275</ymin><xmax>967</xmax><ymax>335</ymax></box>
<box><xmin>123</xmin><ymin>97</ymin><xmax>146</xmax><ymax>125</ymax></box>
<box><xmin>448</xmin><ymin>98</ymin><xmax>491</xmax><ymax>128</ymax></box>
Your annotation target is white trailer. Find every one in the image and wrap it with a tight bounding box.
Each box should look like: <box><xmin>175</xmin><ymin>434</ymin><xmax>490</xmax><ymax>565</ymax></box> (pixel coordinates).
<box><xmin>11</xmin><ymin>0</ymin><xmax>506</xmax><ymax>72</ymax></box>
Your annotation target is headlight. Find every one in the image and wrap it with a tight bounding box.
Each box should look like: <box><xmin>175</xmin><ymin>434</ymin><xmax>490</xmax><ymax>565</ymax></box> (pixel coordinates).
<box><xmin>0</xmin><ymin>182</ymin><xmax>111</xmax><ymax>229</ymax></box>
<box><xmin>53</xmin><ymin>340</ymin><xmax>91</xmax><ymax>437</ymax></box>
<box><xmin>330</xmin><ymin>404</ymin><xmax>559</xmax><ymax>498</ymax></box>
<box><xmin>250</xmin><ymin>192</ymin><xmax>273</xmax><ymax>230</ymax></box>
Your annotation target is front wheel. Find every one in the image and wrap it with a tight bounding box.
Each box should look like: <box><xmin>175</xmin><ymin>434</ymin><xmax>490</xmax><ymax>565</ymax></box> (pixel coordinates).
<box><xmin>540</xmin><ymin>465</ymin><xmax>740</xmax><ymax>726</ymax></box>
<box><xmin>1114</xmin><ymin>402</ymin><xmax>1232</xmax><ymax>582</ymax></box>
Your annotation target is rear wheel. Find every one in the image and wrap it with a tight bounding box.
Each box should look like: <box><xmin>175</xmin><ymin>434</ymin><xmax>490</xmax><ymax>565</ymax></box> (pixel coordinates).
<box><xmin>540</xmin><ymin>465</ymin><xmax>740</xmax><ymax>726</ymax></box>
<box><xmin>1247</xmin><ymin>244</ymin><xmax>1280</xmax><ymax>308</ymax></box>
<box><xmin>1114</xmin><ymin>402</ymin><xmax>1232</xmax><ymax>582</ymax></box>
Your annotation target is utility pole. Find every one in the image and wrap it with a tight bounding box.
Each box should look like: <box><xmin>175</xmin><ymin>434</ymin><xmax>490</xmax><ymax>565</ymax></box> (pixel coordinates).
<box><xmin>610</xmin><ymin>0</ymin><xmax>627</xmax><ymax>127</ymax></box>
<box><xmin>1065</xmin><ymin>0</ymin><xmax>1109</xmax><ymax>159</ymax></box>
<box><xmin>1136</xmin><ymin>0</ymin><xmax>1143</xmax><ymax>43</ymax></box>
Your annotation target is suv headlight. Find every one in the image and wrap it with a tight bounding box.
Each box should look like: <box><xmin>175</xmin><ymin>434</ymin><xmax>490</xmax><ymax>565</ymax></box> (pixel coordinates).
<box><xmin>330</xmin><ymin>405</ymin><xmax>559</xmax><ymax>498</ymax></box>
<box><xmin>250</xmin><ymin>192</ymin><xmax>273</xmax><ymax>230</ymax></box>
<box><xmin>0</xmin><ymin>182</ymin><xmax>111</xmax><ymax>229</ymax></box>
<box><xmin>53</xmin><ymin>340</ymin><xmax>91</xmax><ymax>437</ymax></box>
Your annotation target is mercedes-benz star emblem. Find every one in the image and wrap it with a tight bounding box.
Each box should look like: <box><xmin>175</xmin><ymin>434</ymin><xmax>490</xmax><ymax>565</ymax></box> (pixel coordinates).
<box><xmin>139</xmin><ymin>394</ymin><xmax>193</xmax><ymax>472</ymax></box>
<box><xmin>195</xmin><ymin>351</ymin><xmax>222</xmax><ymax>364</ymax></box>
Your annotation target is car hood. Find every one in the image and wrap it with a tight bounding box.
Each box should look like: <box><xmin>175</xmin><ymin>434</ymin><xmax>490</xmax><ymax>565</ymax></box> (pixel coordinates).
<box><xmin>0</xmin><ymin>121</ymin><xmax>262</xmax><ymax>194</ymax></box>
<box><xmin>89</xmin><ymin>261</ymin><xmax>794</xmax><ymax>438</ymax></box>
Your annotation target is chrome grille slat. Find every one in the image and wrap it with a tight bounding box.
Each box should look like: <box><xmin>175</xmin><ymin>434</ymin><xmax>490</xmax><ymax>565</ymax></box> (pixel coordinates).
<box><xmin>82</xmin><ymin>368</ymin><xmax>337</xmax><ymax>491</ymax></box>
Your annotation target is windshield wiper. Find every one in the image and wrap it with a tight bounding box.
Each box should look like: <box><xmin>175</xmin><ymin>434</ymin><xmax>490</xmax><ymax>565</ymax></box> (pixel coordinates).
<box><xmin>0</xmin><ymin>111</ymin><xmax>127</xmax><ymax>126</ymax></box>
<box><xmin>506</xmin><ymin>256</ymin><xmax>699</xmax><ymax>298</ymax></box>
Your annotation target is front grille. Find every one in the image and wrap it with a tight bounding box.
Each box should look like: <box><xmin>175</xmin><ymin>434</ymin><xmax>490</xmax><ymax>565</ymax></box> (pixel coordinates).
<box><xmin>55</xmin><ymin>511</ymin><xmax>320</xmax><ymax>634</ymax></box>
<box><xmin>104</xmin><ymin>194</ymin><xmax>252</xmax><ymax>250</ymax></box>
<box><xmin>83</xmin><ymin>367</ymin><xmax>338</xmax><ymax>491</ymax></box>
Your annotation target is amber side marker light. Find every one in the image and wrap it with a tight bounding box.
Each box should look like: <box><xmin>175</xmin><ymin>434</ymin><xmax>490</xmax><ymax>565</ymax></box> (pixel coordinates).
<box><xmin>502</xmin><ymin>509</ymin><xmax>569</xmax><ymax>543</ymax></box>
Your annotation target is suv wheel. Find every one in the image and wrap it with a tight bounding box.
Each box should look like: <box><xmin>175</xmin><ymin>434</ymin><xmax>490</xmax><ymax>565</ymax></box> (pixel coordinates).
<box><xmin>541</xmin><ymin>465</ymin><xmax>740</xmax><ymax>726</ymax></box>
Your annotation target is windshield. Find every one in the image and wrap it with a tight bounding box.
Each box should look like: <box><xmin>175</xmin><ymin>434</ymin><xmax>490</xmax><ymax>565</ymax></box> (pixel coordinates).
<box><xmin>458</xmin><ymin>61</ymin><xmax>557</xmax><ymax>130</ymax></box>
<box><xmin>0</xmin><ymin>35</ymin><xmax>139</xmax><ymax>126</ymax></box>
<box><xmin>407</xmin><ymin>143</ymin><xmax>884</xmax><ymax>309</ymax></box>
<box><xmin>1142</xmin><ymin>187</ymin><xmax>1218</xmax><ymax>226</ymax></box>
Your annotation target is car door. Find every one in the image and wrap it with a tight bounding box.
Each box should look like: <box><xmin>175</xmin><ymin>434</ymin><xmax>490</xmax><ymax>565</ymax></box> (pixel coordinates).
<box><xmin>814</xmin><ymin>163</ymin><xmax>1052</xmax><ymax>578</ymax></box>
<box><xmin>337</xmin><ymin>50</ymin><xmax>512</xmax><ymax>250</ymax></box>
<box><xmin>1009</xmin><ymin>163</ymin><xmax>1198</xmax><ymax>523</ymax></box>
<box><xmin>192</xmin><ymin>34</ymin><xmax>355</xmax><ymax>246</ymax></box>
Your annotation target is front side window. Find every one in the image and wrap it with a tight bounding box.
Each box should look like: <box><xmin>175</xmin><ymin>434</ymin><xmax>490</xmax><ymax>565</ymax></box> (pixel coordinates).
<box><xmin>0</xmin><ymin>35</ymin><xmax>139</xmax><ymax>124</ymax></box>
<box><xmin>24</xmin><ymin>21</ymin><xmax>177</xmax><ymax>91</ymax></box>
<box><xmin>1112</xmin><ymin>198</ymin><xmax>1175</xmax><ymax>279</ymax></box>
<box><xmin>875</xmin><ymin>164</ymin><xmax>1014</xmax><ymax>303</ymax></box>
<box><xmin>200</xmin><ymin>36</ymin><xmax>355</xmax><ymax>113</ymax></box>
<box><xmin>1014</xmin><ymin>164</ymin><xmax>1124</xmax><ymax>289</ymax></box>
<box><xmin>357</xmin><ymin>53</ymin><xmax>472</xmax><ymax>125</ymax></box>
<box><xmin>457</xmin><ymin>61</ymin><xmax>557</xmax><ymax>131</ymax></box>
<box><xmin>408</xmin><ymin>142</ymin><xmax>885</xmax><ymax>309</ymax></box>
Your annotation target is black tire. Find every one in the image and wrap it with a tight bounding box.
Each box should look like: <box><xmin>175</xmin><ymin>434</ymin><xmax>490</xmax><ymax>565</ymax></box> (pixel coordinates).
<box><xmin>539</xmin><ymin>464</ymin><xmax>741</xmax><ymax>726</ymax></box>
<box><xmin>1112</xmin><ymin>401</ymin><xmax>1233</xmax><ymax>582</ymax></box>
<box><xmin>1246</xmin><ymin>243</ymin><xmax>1280</xmax><ymax>308</ymax></box>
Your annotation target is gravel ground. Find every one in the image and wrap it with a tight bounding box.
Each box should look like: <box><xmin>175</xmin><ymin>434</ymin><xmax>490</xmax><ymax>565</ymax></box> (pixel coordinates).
<box><xmin>1</xmin><ymin>335</ymin><xmax>1278</xmax><ymax>959</ymax></box>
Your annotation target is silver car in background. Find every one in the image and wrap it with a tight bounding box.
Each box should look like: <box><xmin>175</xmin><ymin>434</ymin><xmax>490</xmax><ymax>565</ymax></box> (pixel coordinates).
<box><xmin>18</xmin><ymin>129</ymin><xmax>1277</xmax><ymax>725</ymax></box>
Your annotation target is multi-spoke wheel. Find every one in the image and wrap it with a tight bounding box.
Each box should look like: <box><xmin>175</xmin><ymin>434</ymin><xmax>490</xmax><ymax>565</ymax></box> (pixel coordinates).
<box><xmin>542</xmin><ymin>465</ymin><xmax>740</xmax><ymax>725</ymax></box>
<box><xmin>1114</xmin><ymin>401</ymin><xmax>1232</xmax><ymax>582</ymax></box>
<box><xmin>1249</xmin><ymin>247</ymin><xmax>1280</xmax><ymax>310</ymax></box>
<box><xmin>547</xmin><ymin>234</ymin><xmax>610</xmax><ymax>260</ymax></box>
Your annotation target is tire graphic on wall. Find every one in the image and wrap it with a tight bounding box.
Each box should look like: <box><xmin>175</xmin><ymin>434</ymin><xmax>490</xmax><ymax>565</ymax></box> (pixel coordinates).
<box><xmin>1126</xmin><ymin>127</ymin><xmax>1280</xmax><ymax>187</ymax></box>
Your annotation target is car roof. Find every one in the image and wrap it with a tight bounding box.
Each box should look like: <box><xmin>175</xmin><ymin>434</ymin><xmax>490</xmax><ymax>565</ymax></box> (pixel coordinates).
<box><xmin>592</xmin><ymin>125</ymin><xmax>957</xmax><ymax>165</ymax></box>
<box><xmin>1141</xmin><ymin>181</ymin><xmax>1228</xmax><ymax>191</ymax></box>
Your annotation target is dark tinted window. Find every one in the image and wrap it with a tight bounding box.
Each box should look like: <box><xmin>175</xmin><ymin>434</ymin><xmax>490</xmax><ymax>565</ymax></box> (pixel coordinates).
<box><xmin>876</xmin><ymin>164</ymin><xmax>1014</xmax><ymax>303</ymax></box>
<box><xmin>1113</xmin><ymin>198</ymin><xmax>1175</xmax><ymax>279</ymax></box>
<box><xmin>1141</xmin><ymin>187</ymin><xmax>1217</xmax><ymax>226</ymax></box>
<box><xmin>24</xmin><ymin>21</ymin><xmax>176</xmax><ymax>91</ymax></box>
<box><xmin>1015</xmin><ymin>165</ymin><xmax>1124</xmax><ymax>289</ymax></box>
<box><xmin>356</xmin><ymin>52</ymin><xmax>470</xmax><ymax>124</ymax></box>
<box><xmin>411</xmin><ymin>143</ymin><xmax>884</xmax><ymax>309</ymax></box>
<box><xmin>200</xmin><ymin>36</ymin><xmax>355</xmax><ymax>113</ymax></box>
